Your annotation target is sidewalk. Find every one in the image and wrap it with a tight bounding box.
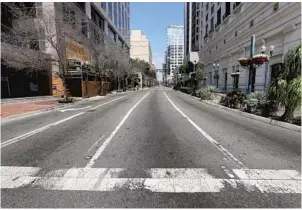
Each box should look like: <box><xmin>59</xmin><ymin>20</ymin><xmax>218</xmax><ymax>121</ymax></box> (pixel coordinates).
<box><xmin>1</xmin><ymin>89</ymin><xmax>147</xmax><ymax>119</ymax></box>
<box><xmin>1</xmin><ymin>97</ymin><xmax>83</xmax><ymax>119</ymax></box>
<box><xmin>1</xmin><ymin>96</ymin><xmax>59</xmax><ymax>104</ymax></box>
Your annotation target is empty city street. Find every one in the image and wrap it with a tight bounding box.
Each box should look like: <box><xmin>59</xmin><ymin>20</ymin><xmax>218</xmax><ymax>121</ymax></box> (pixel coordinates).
<box><xmin>1</xmin><ymin>87</ymin><xmax>301</xmax><ymax>208</ymax></box>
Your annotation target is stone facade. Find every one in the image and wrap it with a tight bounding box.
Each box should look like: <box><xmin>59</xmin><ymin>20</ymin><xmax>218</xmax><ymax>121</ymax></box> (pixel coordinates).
<box><xmin>130</xmin><ymin>30</ymin><xmax>153</xmax><ymax>64</ymax></box>
<box><xmin>198</xmin><ymin>2</ymin><xmax>301</xmax><ymax>92</ymax></box>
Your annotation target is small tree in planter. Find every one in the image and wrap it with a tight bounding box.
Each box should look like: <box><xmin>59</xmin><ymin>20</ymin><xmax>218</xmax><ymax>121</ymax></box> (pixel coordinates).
<box><xmin>268</xmin><ymin>44</ymin><xmax>301</xmax><ymax>122</ymax></box>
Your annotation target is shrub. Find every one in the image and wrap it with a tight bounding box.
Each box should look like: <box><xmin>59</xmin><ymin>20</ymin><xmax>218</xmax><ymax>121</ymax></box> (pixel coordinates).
<box><xmin>220</xmin><ymin>90</ymin><xmax>246</xmax><ymax>108</ymax></box>
<box><xmin>199</xmin><ymin>85</ymin><xmax>216</xmax><ymax>100</ymax></box>
<box><xmin>180</xmin><ymin>87</ymin><xmax>192</xmax><ymax>94</ymax></box>
<box><xmin>243</xmin><ymin>91</ymin><xmax>267</xmax><ymax>113</ymax></box>
<box><xmin>292</xmin><ymin>116</ymin><xmax>301</xmax><ymax>126</ymax></box>
<box><xmin>243</xmin><ymin>91</ymin><xmax>278</xmax><ymax>116</ymax></box>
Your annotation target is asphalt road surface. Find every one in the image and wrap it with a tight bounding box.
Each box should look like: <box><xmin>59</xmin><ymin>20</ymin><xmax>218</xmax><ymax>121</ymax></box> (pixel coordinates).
<box><xmin>1</xmin><ymin>87</ymin><xmax>301</xmax><ymax>208</ymax></box>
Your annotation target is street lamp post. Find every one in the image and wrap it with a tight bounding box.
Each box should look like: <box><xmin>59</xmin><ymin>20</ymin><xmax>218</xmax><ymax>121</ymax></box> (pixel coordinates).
<box><xmin>238</xmin><ymin>35</ymin><xmax>273</xmax><ymax>94</ymax></box>
<box><xmin>262</xmin><ymin>45</ymin><xmax>274</xmax><ymax>90</ymax></box>
<box><xmin>213</xmin><ymin>63</ymin><xmax>219</xmax><ymax>87</ymax></box>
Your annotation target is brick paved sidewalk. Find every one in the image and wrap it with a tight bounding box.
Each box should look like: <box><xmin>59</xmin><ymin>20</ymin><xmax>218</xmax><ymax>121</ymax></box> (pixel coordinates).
<box><xmin>1</xmin><ymin>100</ymin><xmax>61</xmax><ymax>118</ymax></box>
<box><xmin>1</xmin><ymin>98</ymin><xmax>84</xmax><ymax>118</ymax></box>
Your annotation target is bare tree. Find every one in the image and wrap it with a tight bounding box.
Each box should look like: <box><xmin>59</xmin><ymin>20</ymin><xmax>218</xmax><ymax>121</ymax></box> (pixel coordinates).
<box><xmin>1</xmin><ymin>2</ymin><xmax>89</xmax><ymax>100</ymax></box>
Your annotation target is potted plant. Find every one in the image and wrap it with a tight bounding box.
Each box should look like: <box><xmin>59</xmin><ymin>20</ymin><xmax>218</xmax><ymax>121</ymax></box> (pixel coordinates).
<box><xmin>238</xmin><ymin>57</ymin><xmax>250</xmax><ymax>67</ymax></box>
<box><xmin>252</xmin><ymin>54</ymin><xmax>269</xmax><ymax>65</ymax></box>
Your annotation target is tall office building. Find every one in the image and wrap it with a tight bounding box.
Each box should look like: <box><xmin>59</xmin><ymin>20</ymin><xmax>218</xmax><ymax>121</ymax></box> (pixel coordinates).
<box><xmin>165</xmin><ymin>25</ymin><xmax>184</xmax><ymax>82</ymax></box>
<box><xmin>197</xmin><ymin>2</ymin><xmax>301</xmax><ymax>92</ymax></box>
<box><xmin>98</xmin><ymin>2</ymin><xmax>130</xmax><ymax>47</ymax></box>
<box><xmin>184</xmin><ymin>2</ymin><xmax>200</xmax><ymax>71</ymax></box>
<box><xmin>130</xmin><ymin>30</ymin><xmax>153</xmax><ymax>64</ymax></box>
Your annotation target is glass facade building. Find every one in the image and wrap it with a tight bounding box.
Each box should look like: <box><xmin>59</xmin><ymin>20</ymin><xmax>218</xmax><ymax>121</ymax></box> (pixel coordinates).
<box><xmin>99</xmin><ymin>2</ymin><xmax>130</xmax><ymax>46</ymax></box>
<box><xmin>165</xmin><ymin>26</ymin><xmax>184</xmax><ymax>77</ymax></box>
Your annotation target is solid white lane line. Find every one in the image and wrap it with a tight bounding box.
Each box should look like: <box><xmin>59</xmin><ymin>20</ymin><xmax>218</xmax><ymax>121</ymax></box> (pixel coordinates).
<box><xmin>85</xmin><ymin>92</ymin><xmax>150</xmax><ymax>168</ymax></box>
<box><xmin>1</xmin><ymin>112</ymin><xmax>84</xmax><ymax>148</ymax></box>
<box><xmin>59</xmin><ymin>106</ymin><xmax>92</xmax><ymax>112</ymax></box>
<box><xmin>87</xmin><ymin>135</ymin><xmax>104</xmax><ymax>153</ymax></box>
<box><xmin>163</xmin><ymin>92</ymin><xmax>246</xmax><ymax>168</ymax></box>
<box><xmin>89</xmin><ymin>96</ymin><xmax>126</xmax><ymax>110</ymax></box>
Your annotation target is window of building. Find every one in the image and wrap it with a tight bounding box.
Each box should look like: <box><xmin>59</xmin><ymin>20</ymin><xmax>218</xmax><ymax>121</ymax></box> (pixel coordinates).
<box><xmin>250</xmin><ymin>19</ymin><xmax>254</xmax><ymax>27</ymax></box>
<box><xmin>81</xmin><ymin>19</ymin><xmax>88</xmax><ymax>37</ymax></box>
<box><xmin>101</xmin><ymin>2</ymin><xmax>106</xmax><ymax>11</ymax></box>
<box><xmin>91</xmin><ymin>9</ymin><xmax>96</xmax><ymax>23</ymax></box>
<box><xmin>94</xmin><ymin>29</ymin><xmax>100</xmax><ymax>44</ymax></box>
<box><xmin>211</xmin><ymin>17</ymin><xmax>214</xmax><ymax>30</ymax></box>
<box><xmin>114</xmin><ymin>2</ymin><xmax>118</xmax><ymax>27</ymax></box>
<box><xmin>235</xmin><ymin>30</ymin><xmax>237</xmax><ymax>37</ymax></box>
<box><xmin>69</xmin><ymin>11</ymin><xmax>76</xmax><ymax>29</ymax></box>
<box><xmin>29</xmin><ymin>39</ymin><xmax>39</xmax><ymax>50</ymax></box>
<box><xmin>108</xmin><ymin>2</ymin><xmax>113</xmax><ymax>20</ymax></box>
<box><xmin>75</xmin><ymin>2</ymin><xmax>85</xmax><ymax>12</ymax></box>
<box><xmin>224</xmin><ymin>2</ymin><xmax>231</xmax><ymax>19</ymax></box>
<box><xmin>216</xmin><ymin>8</ymin><xmax>221</xmax><ymax>26</ymax></box>
<box><xmin>224</xmin><ymin>39</ymin><xmax>226</xmax><ymax>44</ymax></box>
<box><xmin>108</xmin><ymin>26</ymin><xmax>116</xmax><ymax>41</ymax></box>
<box><xmin>99</xmin><ymin>17</ymin><xmax>104</xmax><ymax>31</ymax></box>
<box><xmin>15</xmin><ymin>2</ymin><xmax>37</xmax><ymax>18</ymax></box>
<box><xmin>206</xmin><ymin>13</ymin><xmax>208</xmax><ymax>21</ymax></box>
<box><xmin>206</xmin><ymin>3</ymin><xmax>209</xmax><ymax>10</ymax></box>
<box><xmin>211</xmin><ymin>5</ymin><xmax>214</xmax><ymax>15</ymax></box>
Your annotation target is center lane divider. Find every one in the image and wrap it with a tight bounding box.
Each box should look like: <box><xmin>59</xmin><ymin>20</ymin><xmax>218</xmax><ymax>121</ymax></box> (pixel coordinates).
<box><xmin>85</xmin><ymin>92</ymin><xmax>150</xmax><ymax>168</ymax></box>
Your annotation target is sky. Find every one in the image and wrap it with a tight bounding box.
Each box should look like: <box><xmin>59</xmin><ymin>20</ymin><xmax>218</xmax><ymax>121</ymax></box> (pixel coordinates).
<box><xmin>130</xmin><ymin>2</ymin><xmax>184</xmax><ymax>69</ymax></box>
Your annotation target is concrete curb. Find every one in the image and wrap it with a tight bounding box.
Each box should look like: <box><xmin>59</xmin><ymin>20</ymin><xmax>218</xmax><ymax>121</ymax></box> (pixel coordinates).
<box><xmin>178</xmin><ymin>91</ymin><xmax>301</xmax><ymax>133</ymax></box>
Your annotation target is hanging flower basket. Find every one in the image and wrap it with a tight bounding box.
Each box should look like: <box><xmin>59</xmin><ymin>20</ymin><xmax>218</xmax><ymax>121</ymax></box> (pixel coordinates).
<box><xmin>252</xmin><ymin>54</ymin><xmax>269</xmax><ymax>65</ymax></box>
<box><xmin>238</xmin><ymin>57</ymin><xmax>250</xmax><ymax>67</ymax></box>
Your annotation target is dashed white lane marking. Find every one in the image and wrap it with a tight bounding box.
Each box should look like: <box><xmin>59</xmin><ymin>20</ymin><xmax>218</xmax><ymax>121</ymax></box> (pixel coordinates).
<box><xmin>85</xmin><ymin>92</ymin><xmax>150</xmax><ymax>168</ymax></box>
<box><xmin>1</xmin><ymin>167</ymin><xmax>300</xmax><ymax>193</ymax></box>
<box><xmin>59</xmin><ymin>106</ymin><xmax>92</xmax><ymax>112</ymax></box>
<box><xmin>163</xmin><ymin>92</ymin><xmax>246</xmax><ymax>168</ymax></box>
<box><xmin>1</xmin><ymin>112</ymin><xmax>84</xmax><ymax>148</ymax></box>
<box><xmin>89</xmin><ymin>96</ymin><xmax>126</xmax><ymax>110</ymax></box>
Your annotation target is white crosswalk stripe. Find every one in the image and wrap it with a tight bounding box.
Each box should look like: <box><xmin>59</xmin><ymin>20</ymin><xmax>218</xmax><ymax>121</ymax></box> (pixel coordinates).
<box><xmin>1</xmin><ymin>166</ymin><xmax>301</xmax><ymax>193</ymax></box>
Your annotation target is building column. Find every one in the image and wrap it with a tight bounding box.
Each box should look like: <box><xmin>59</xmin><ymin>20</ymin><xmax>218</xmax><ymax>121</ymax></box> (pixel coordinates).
<box><xmin>85</xmin><ymin>2</ymin><xmax>91</xmax><ymax>19</ymax></box>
